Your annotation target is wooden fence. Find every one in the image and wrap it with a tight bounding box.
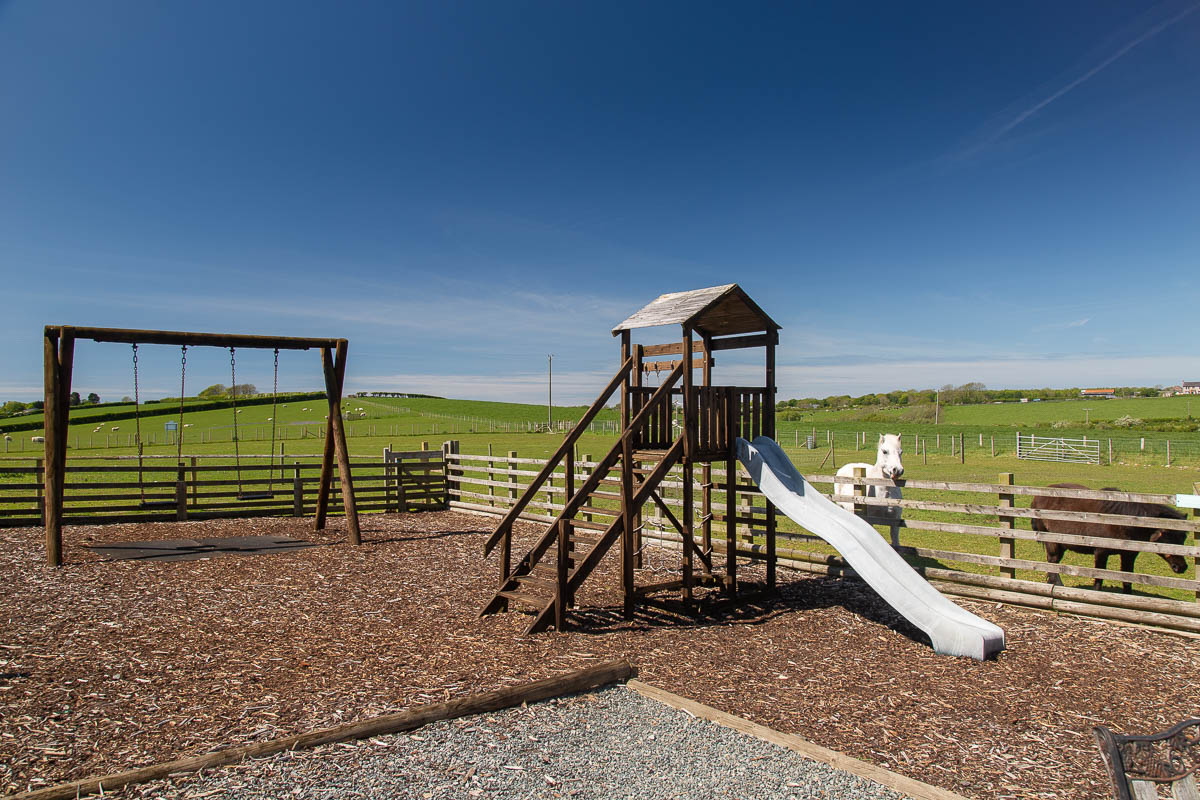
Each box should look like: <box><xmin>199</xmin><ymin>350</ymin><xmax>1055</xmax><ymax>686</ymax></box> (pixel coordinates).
<box><xmin>0</xmin><ymin>447</ymin><xmax>447</xmax><ymax>527</ymax></box>
<box><xmin>5</xmin><ymin>444</ymin><xmax>1199</xmax><ymax>635</ymax></box>
<box><xmin>444</xmin><ymin>449</ymin><xmax>1200</xmax><ymax>635</ymax></box>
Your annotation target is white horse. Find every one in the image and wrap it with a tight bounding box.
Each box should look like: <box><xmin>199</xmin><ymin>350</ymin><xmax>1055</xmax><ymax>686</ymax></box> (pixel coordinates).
<box><xmin>834</xmin><ymin>433</ymin><xmax>905</xmax><ymax>521</ymax></box>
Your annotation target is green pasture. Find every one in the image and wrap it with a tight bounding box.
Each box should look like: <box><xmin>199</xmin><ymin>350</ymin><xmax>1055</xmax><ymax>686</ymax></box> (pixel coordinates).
<box><xmin>2</xmin><ymin>393</ymin><xmax>1196</xmax><ymax>604</ymax></box>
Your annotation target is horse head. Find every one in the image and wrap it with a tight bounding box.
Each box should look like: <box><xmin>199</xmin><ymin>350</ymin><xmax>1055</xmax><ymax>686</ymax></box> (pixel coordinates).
<box><xmin>876</xmin><ymin>433</ymin><xmax>904</xmax><ymax>480</ymax></box>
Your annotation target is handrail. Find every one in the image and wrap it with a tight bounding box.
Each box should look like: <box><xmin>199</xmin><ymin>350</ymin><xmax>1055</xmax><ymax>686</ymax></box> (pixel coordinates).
<box><xmin>505</xmin><ymin>361</ymin><xmax>687</xmax><ymax>574</ymax></box>
<box><xmin>483</xmin><ymin>356</ymin><xmax>634</xmax><ymax>556</ymax></box>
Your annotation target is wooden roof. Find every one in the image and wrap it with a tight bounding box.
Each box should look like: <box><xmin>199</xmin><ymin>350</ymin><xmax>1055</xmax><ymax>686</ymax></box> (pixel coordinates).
<box><xmin>612</xmin><ymin>284</ymin><xmax>779</xmax><ymax>337</ymax></box>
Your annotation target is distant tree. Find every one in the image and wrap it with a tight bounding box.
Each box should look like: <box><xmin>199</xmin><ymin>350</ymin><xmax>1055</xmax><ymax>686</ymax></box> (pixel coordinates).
<box><xmin>199</xmin><ymin>384</ymin><xmax>227</xmax><ymax>398</ymax></box>
<box><xmin>121</xmin><ymin>396</ymin><xmax>133</xmax><ymax>403</ymax></box>
<box><xmin>87</xmin><ymin>392</ymin><xmax>100</xmax><ymax>404</ymax></box>
<box><xmin>31</xmin><ymin>400</ymin><xmax>44</xmax><ymax>410</ymax></box>
<box><xmin>69</xmin><ymin>391</ymin><xmax>81</xmax><ymax>406</ymax></box>
<box><xmin>230</xmin><ymin>383</ymin><xmax>257</xmax><ymax>397</ymax></box>
<box><xmin>1</xmin><ymin>400</ymin><xmax>26</xmax><ymax>415</ymax></box>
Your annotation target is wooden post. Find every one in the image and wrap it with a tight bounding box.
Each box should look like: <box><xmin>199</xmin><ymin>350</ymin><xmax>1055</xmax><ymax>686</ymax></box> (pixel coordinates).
<box><xmin>581</xmin><ymin>454</ymin><xmax>592</xmax><ymax>525</ymax></box>
<box><xmin>35</xmin><ymin>458</ymin><xmax>45</xmax><ymax>525</ymax></box>
<box><xmin>1108</xmin><ymin>439</ymin><xmax>1112</xmax><ymax>466</ymax></box>
<box><xmin>383</xmin><ymin>446</ymin><xmax>394</xmax><ymax>511</ymax></box>
<box><xmin>497</xmin><ymin>449</ymin><xmax>517</xmax><ymax>586</ymax></box>
<box><xmin>293</xmin><ymin>462</ymin><xmax>303</xmax><ymax>516</ymax></box>
<box><xmin>701</xmin><ymin>462</ymin><xmax>713</xmax><ymax>577</ymax></box>
<box><xmin>555</xmin><ymin>519</ymin><xmax>568</xmax><ymax>631</ymax></box>
<box><xmin>725</xmin><ymin>396</ymin><xmax>737</xmax><ymax>596</ymax></box>
<box><xmin>317</xmin><ymin>341</ymin><xmax>360</xmax><ymax>544</ymax></box>
<box><xmin>620</xmin><ymin>435</ymin><xmax>635</xmax><ymax>618</ymax></box>
<box><xmin>681</xmin><ymin>327</ymin><xmax>693</xmax><ymax>601</ymax></box>
<box><xmin>991</xmin><ymin>436</ymin><xmax>995</xmax><ymax>458</ymax></box>
<box><xmin>632</xmin><ymin>342</ymin><xmax>644</xmax><ymax>569</ymax></box>
<box><xmin>486</xmin><ymin>443</ymin><xmax>494</xmax><ymax>508</ymax></box>
<box><xmin>190</xmin><ymin>457</ymin><xmax>198</xmax><ymax>507</ymax></box>
<box><xmin>922</xmin><ymin>439</ymin><xmax>927</xmax><ymax>465</ymax></box>
<box><xmin>998</xmin><ymin>473</ymin><xmax>1015</xmax><ymax>579</ymax></box>
<box><xmin>960</xmin><ymin>433</ymin><xmax>965</xmax><ymax>464</ymax></box>
<box><xmin>1193</xmin><ymin>481</ymin><xmax>1199</xmax><ymax>604</ymax></box>
<box><xmin>852</xmin><ymin>466</ymin><xmax>866</xmax><ymax>518</ymax></box>
<box><xmin>42</xmin><ymin>326</ymin><xmax>74</xmax><ymax>566</ymax></box>
<box><xmin>764</xmin><ymin>329</ymin><xmax>777</xmax><ymax>589</ymax></box>
<box><xmin>175</xmin><ymin>463</ymin><xmax>187</xmax><ymax>521</ymax></box>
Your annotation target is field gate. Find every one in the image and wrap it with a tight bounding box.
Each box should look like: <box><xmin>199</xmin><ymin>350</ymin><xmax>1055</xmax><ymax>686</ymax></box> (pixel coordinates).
<box><xmin>1016</xmin><ymin>432</ymin><xmax>1100</xmax><ymax>464</ymax></box>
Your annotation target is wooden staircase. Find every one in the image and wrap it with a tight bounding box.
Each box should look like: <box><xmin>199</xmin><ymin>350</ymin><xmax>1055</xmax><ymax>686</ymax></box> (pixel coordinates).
<box><xmin>480</xmin><ymin>359</ymin><xmax>687</xmax><ymax>634</ymax></box>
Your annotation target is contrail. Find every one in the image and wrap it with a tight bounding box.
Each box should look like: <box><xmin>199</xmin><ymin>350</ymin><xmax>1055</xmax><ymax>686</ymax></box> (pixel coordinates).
<box><xmin>970</xmin><ymin>1</ymin><xmax>1200</xmax><ymax>154</ymax></box>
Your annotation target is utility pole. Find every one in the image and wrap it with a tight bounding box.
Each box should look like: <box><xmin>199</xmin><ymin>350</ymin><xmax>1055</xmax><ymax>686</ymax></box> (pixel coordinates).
<box><xmin>934</xmin><ymin>389</ymin><xmax>939</xmax><ymax>425</ymax></box>
<box><xmin>547</xmin><ymin>354</ymin><xmax>553</xmax><ymax>431</ymax></box>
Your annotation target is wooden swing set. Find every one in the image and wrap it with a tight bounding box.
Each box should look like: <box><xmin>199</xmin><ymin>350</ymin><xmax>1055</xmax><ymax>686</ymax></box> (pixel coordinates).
<box><xmin>42</xmin><ymin>325</ymin><xmax>361</xmax><ymax>567</ymax></box>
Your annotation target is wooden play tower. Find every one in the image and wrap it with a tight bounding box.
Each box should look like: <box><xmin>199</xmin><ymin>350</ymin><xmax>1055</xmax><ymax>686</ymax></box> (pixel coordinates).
<box><xmin>481</xmin><ymin>284</ymin><xmax>780</xmax><ymax>633</ymax></box>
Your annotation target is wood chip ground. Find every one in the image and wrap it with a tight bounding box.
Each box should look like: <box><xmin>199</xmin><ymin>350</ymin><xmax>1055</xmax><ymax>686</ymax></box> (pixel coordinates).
<box><xmin>2</xmin><ymin>512</ymin><xmax>1196</xmax><ymax>799</ymax></box>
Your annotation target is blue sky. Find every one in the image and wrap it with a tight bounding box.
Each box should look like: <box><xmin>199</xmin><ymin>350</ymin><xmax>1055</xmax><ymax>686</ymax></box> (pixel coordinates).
<box><xmin>2</xmin><ymin>1</ymin><xmax>1198</xmax><ymax>404</ymax></box>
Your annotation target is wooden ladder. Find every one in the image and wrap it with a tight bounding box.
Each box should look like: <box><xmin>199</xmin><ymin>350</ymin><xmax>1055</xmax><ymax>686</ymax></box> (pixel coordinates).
<box><xmin>480</xmin><ymin>437</ymin><xmax>683</xmax><ymax>634</ymax></box>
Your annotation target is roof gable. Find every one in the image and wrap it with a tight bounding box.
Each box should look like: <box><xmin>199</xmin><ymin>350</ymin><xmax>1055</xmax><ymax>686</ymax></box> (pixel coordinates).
<box><xmin>612</xmin><ymin>284</ymin><xmax>779</xmax><ymax>337</ymax></box>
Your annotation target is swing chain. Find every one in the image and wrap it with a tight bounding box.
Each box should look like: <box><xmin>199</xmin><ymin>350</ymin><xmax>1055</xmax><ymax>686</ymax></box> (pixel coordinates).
<box><xmin>132</xmin><ymin>344</ymin><xmax>144</xmax><ymax>500</ymax></box>
<box><xmin>230</xmin><ymin>347</ymin><xmax>241</xmax><ymax>492</ymax></box>
<box><xmin>177</xmin><ymin>346</ymin><xmax>187</xmax><ymax>462</ymax></box>
<box><xmin>268</xmin><ymin>348</ymin><xmax>279</xmax><ymax>491</ymax></box>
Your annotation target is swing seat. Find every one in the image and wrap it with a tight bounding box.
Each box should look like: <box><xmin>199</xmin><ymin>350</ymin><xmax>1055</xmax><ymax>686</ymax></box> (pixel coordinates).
<box><xmin>237</xmin><ymin>491</ymin><xmax>275</xmax><ymax>501</ymax></box>
<box><xmin>139</xmin><ymin>500</ymin><xmax>176</xmax><ymax>509</ymax></box>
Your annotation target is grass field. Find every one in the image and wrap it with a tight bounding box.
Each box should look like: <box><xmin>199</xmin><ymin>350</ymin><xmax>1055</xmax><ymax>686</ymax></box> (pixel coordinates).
<box><xmin>3</xmin><ymin>391</ymin><xmax>1197</xmax><ymax>604</ymax></box>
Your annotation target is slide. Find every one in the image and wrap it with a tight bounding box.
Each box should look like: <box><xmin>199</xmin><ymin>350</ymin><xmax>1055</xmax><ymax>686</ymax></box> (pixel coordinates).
<box><xmin>737</xmin><ymin>436</ymin><xmax>1005</xmax><ymax>660</ymax></box>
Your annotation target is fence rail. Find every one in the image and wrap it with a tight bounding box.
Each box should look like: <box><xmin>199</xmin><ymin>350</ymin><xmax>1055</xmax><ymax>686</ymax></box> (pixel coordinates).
<box><xmin>443</xmin><ymin>450</ymin><xmax>1200</xmax><ymax>635</ymax></box>
<box><xmin>5</xmin><ymin>444</ymin><xmax>1199</xmax><ymax>635</ymax></box>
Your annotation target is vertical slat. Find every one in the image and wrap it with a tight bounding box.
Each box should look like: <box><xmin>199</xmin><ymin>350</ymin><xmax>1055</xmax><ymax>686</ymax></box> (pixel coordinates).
<box><xmin>764</xmin><ymin>331</ymin><xmax>776</xmax><ymax>589</ymax></box>
<box><xmin>293</xmin><ymin>462</ymin><xmax>303</xmax><ymax>516</ymax></box>
<box><xmin>725</xmin><ymin>394</ymin><xmax>737</xmax><ymax>596</ymax></box>
<box><xmin>175</xmin><ymin>463</ymin><xmax>187</xmax><ymax>521</ymax></box>
<box><xmin>621</xmin><ymin>436</ymin><xmax>635</xmax><ymax>618</ymax></box>
<box><xmin>555</xmin><ymin>519</ymin><xmax>568</xmax><ymax>631</ymax></box>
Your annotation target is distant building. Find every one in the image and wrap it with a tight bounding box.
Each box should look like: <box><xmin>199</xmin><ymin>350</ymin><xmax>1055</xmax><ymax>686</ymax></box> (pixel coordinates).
<box><xmin>1181</xmin><ymin>382</ymin><xmax>1200</xmax><ymax>396</ymax></box>
<box><xmin>1080</xmin><ymin>388</ymin><xmax>1116</xmax><ymax>398</ymax></box>
<box><xmin>1162</xmin><ymin>386</ymin><xmax>1183</xmax><ymax>397</ymax></box>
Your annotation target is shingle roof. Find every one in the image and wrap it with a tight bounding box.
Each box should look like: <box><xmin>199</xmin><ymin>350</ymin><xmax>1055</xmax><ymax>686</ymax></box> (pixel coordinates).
<box><xmin>612</xmin><ymin>284</ymin><xmax>779</xmax><ymax>337</ymax></box>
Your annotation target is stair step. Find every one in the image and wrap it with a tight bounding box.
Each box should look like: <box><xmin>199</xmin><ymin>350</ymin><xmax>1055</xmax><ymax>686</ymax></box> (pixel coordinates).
<box><xmin>499</xmin><ymin>589</ymin><xmax>552</xmax><ymax>610</ymax></box>
<box><xmin>514</xmin><ymin>573</ymin><xmax>557</xmax><ymax>591</ymax></box>
<box><xmin>633</xmin><ymin>450</ymin><xmax>668</xmax><ymax>460</ymax></box>
<box><xmin>568</xmin><ymin>518</ymin><xmax>610</xmax><ymax>532</ymax></box>
<box><xmin>574</xmin><ymin>504</ymin><xmax>619</xmax><ymax>518</ymax></box>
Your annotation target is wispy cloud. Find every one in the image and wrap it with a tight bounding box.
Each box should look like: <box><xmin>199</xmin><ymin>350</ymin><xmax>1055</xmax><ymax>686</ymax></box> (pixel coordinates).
<box><xmin>1034</xmin><ymin>317</ymin><xmax>1090</xmax><ymax>332</ymax></box>
<box><xmin>957</xmin><ymin>1</ymin><xmax>1200</xmax><ymax>159</ymax></box>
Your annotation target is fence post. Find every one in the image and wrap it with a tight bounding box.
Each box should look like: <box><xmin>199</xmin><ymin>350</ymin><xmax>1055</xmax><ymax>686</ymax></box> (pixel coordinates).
<box><xmin>852</xmin><ymin>466</ymin><xmax>866</xmax><ymax>520</ymax></box>
<box><xmin>1167</xmin><ymin>439</ymin><xmax>1171</xmax><ymax>467</ymax></box>
<box><xmin>190</xmin><ymin>457</ymin><xmax>198</xmax><ymax>507</ymax></box>
<box><xmin>383</xmin><ymin>446</ymin><xmax>393</xmax><ymax>511</ymax></box>
<box><xmin>1108</xmin><ymin>439</ymin><xmax>1112</xmax><ymax>466</ymax></box>
<box><xmin>581</xmin><ymin>454</ymin><xmax>593</xmax><ymax>524</ymax></box>
<box><xmin>175</xmin><ymin>463</ymin><xmax>187</xmax><ymax>522</ymax></box>
<box><xmin>990</xmin><ymin>436</ymin><xmax>995</xmax><ymax>458</ymax></box>
<box><xmin>487</xmin><ymin>443</ymin><xmax>494</xmax><ymax>508</ymax></box>
<box><xmin>35</xmin><ymin>457</ymin><xmax>44</xmax><ymax>524</ymax></box>
<box><xmin>1193</xmin><ymin>482</ymin><xmax>1199</xmax><ymax>604</ymax></box>
<box><xmin>293</xmin><ymin>462</ymin><xmax>303</xmax><ymax>516</ymax></box>
<box><xmin>922</xmin><ymin>439</ymin><xmax>926</xmax><ymax>465</ymax></box>
<box><xmin>960</xmin><ymin>433</ymin><xmax>965</xmax><ymax>465</ymax></box>
<box><xmin>503</xmin><ymin>450</ymin><xmax>517</xmax><ymax>582</ymax></box>
<box><xmin>998</xmin><ymin>473</ymin><xmax>1015</xmax><ymax>579</ymax></box>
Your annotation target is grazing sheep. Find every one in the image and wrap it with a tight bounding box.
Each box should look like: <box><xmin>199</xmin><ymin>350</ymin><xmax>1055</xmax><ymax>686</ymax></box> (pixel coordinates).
<box><xmin>111</xmin><ymin>426</ymin><xmax>119</xmax><ymax>432</ymax></box>
<box><xmin>31</xmin><ymin>435</ymin><xmax>45</xmax><ymax>443</ymax></box>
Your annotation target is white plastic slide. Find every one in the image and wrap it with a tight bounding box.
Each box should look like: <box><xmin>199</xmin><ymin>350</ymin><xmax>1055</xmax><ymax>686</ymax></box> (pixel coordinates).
<box><xmin>737</xmin><ymin>436</ymin><xmax>1005</xmax><ymax>660</ymax></box>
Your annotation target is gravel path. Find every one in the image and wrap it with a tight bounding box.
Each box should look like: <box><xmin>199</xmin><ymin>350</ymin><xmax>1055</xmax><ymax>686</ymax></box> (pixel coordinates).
<box><xmin>136</xmin><ymin>687</ymin><xmax>911</xmax><ymax>800</ymax></box>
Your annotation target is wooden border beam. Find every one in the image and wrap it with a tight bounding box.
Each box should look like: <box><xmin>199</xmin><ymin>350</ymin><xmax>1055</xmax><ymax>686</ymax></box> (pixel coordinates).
<box><xmin>11</xmin><ymin>660</ymin><xmax>633</xmax><ymax>800</ymax></box>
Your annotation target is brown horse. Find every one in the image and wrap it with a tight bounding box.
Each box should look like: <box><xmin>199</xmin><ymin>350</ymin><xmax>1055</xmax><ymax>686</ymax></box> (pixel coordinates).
<box><xmin>1031</xmin><ymin>483</ymin><xmax>1189</xmax><ymax>593</ymax></box>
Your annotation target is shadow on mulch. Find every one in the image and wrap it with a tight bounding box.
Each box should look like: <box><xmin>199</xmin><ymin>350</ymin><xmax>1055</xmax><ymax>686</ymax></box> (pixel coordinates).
<box><xmin>567</xmin><ymin>575</ymin><xmax>933</xmax><ymax>650</ymax></box>
<box><xmin>86</xmin><ymin>535</ymin><xmax>320</xmax><ymax>562</ymax></box>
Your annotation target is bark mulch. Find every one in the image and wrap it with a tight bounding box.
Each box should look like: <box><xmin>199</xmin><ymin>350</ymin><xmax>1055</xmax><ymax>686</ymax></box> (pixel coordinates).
<box><xmin>2</xmin><ymin>512</ymin><xmax>1196</xmax><ymax>799</ymax></box>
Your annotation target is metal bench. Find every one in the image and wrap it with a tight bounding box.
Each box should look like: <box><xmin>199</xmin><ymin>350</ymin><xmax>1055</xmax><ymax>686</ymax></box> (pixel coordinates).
<box><xmin>1094</xmin><ymin>718</ymin><xmax>1200</xmax><ymax>799</ymax></box>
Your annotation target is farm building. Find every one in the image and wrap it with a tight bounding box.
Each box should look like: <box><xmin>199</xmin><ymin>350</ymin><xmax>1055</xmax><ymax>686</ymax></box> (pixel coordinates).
<box><xmin>1180</xmin><ymin>381</ymin><xmax>1200</xmax><ymax>395</ymax></box>
<box><xmin>1079</xmin><ymin>388</ymin><xmax>1116</xmax><ymax>398</ymax></box>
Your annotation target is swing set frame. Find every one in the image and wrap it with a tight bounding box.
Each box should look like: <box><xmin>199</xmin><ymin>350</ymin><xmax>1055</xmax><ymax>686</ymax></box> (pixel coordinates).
<box><xmin>42</xmin><ymin>325</ymin><xmax>361</xmax><ymax>567</ymax></box>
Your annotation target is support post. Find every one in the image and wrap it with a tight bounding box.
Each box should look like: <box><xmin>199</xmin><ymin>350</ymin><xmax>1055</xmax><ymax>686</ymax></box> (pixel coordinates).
<box><xmin>564</xmin><ymin>447</ymin><xmax>575</xmax><ymax>609</ymax></box>
<box><xmin>1193</xmin><ymin>481</ymin><xmax>1199</xmax><ymax>604</ymax></box>
<box><xmin>999</xmin><ymin>473</ymin><xmax>1016</xmax><ymax>579</ymax></box>
<box><xmin>501</xmin><ymin>450</ymin><xmax>517</xmax><ymax>586</ymax></box>
<box><xmin>620</xmin><ymin>435</ymin><xmax>635</xmax><ymax>618</ymax></box>
<box><xmin>725</xmin><ymin>396</ymin><xmax>737</xmax><ymax>596</ymax></box>
<box><xmin>681</xmin><ymin>327</ymin><xmax>693</xmax><ymax>601</ymax></box>
<box><xmin>318</xmin><ymin>341</ymin><xmax>360</xmax><ymax>544</ymax></box>
<box><xmin>556</xmin><ymin>519</ymin><xmax>568</xmax><ymax>631</ymax></box>
<box><xmin>852</xmin><ymin>466</ymin><xmax>866</xmax><ymax>518</ymax></box>
<box><xmin>42</xmin><ymin>326</ymin><xmax>74</xmax><ymax>567</ymax></box>
<box><xmin>632</xmin><ymin>342</ymin><xmax>644</xmax><ymax>569</ymax></box>
<box><xmin>764</xmin><ymin>329</ymin><xmax>777</xmax><ymax>589</ymax></box>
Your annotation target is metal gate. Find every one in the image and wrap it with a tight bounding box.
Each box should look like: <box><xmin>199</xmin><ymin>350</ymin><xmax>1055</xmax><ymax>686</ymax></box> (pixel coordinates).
<box><xmin>1016</xmin><ymin>433</ymin><xmax>1100</xmax><ymax>464</ymax></box>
